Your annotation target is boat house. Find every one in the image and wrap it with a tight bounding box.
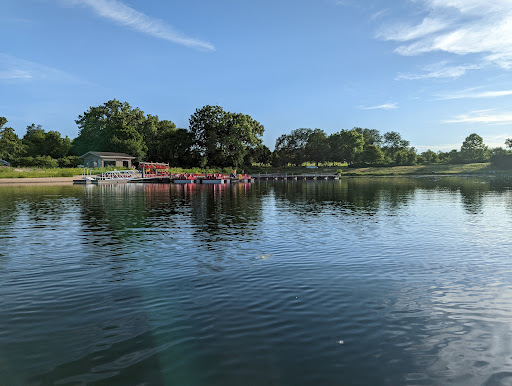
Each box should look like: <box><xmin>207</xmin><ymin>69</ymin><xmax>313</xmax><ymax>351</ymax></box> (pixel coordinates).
<box><xmin>80</xmin><ymin>151</ymin><xmax>135</xmax><ymax>168</ymax></box>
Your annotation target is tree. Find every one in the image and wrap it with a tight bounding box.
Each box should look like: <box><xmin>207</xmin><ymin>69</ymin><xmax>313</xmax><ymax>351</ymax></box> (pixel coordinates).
<box><xmin>505</xmin><ymin>138</ymin><xmax>512</xmax><ymax>149</ymax></box>
<box><xmin>305</xmin><ymin>129</ymin><xmax>328</xmax><ymax>166</ymax></box>
<box><xmin>420</xmin><ymin>149</ymin><xmax>438</xmax><ymax>164</ymax></box>
<box><xmin>189</xmin><ymin>105</ymin><xmax>264</xmax><ymax>168</ymax></box>
<box><xmin>329</xmin><ymin>129</ymin><xmax>364</xmax><ymax>165</ymax></box>
<box><xmin>460</xmin><ymin>133</ymin><xmax>488</xmax><ymax>163</ymax></box>
<box><xmin>354</xmin><ymin>127</ymin><xmax>382</xmax><ymax>147</ymax></box>
<box><xmin>44</xmin><ymin>131</ymin><xmax>72</xmax><ymax>159</ymax></box>
<box><xmin>73</xmin><ymin>99</ymin><xmax>147</xmax><ymax>160</ymax></box>
<box><xmin>22</xmin><ymin>124</ymin><xmax>46</xmax><ymax>157</ymax></box>
<box><xmin>361</xmin><ymin>144</ymin><xmax>384</xmax><ymax>165</ymax></box>
<box><xmin>109</xmin><ymin>125</ymin><xmax>147</xmax><ymax>161</ymax></box>
<box><xmin>254</xmin><ymin>144</ymin><xmax>272</xmax><ymax>165</ymax></box>
<box><xmin>153</xmin><ymin>126</ymin><xmax>198</xmax><ymax>167</ymax></box>
<box><xmin>0</xmin><ymin>117</ymin><xmax>24</xmax><ymax>161</ymax></box>
<box><xmin>382</xmin><ymin>131</ymin><xmax>411</xmax><ymax>164</ymax></box>
<box><xmin>274</xmin><ymin>128</ymin><xmax>313</xmax><ymax>166</ymax></box>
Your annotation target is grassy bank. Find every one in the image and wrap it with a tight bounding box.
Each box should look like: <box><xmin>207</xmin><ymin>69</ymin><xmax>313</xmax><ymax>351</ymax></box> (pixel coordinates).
<box><xmin>0</xmin><ymin>167</ymin><xmax>125</xmax><ymax>178</ymax></box>
<box><xmin>248</xmin><ymin>162</ymin><xmax>510</xmax><ymax>176</ymax></box>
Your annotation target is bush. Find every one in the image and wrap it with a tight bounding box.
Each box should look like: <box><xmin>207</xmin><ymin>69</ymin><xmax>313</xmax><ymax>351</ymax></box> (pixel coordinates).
<box><xmin>58</xmin><ymin>156</ymin><xmax>81</xmax><ymax>168</ymax></box>
<box><xmin>491</xmin><ymin>154</ymin><xmax>512</xmax><ymax>168</ymax></box>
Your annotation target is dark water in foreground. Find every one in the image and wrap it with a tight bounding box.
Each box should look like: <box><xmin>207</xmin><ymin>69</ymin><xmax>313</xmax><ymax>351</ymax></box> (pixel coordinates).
<box><xmin>1</xmin><ymin>177</ymin><xmax>512</xmax><ymax>385</ymax></box>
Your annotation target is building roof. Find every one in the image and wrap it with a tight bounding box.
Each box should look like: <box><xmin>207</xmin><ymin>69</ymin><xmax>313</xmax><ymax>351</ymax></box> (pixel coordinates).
<box><xmin>80</xmin><ymin>151</ymin><xmax>135</xmax><ymax>159</ymax></box>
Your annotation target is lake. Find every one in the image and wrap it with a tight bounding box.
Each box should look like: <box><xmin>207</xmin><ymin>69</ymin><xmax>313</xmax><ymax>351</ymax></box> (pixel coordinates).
<box><xmin>1</xmin><ymin>177</ymin><xmax>512</xmax><ymax>385</ymax></box>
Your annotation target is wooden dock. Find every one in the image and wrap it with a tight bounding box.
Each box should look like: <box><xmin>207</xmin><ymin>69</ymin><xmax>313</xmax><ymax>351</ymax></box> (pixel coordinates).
<box><xmin>252</xmin><ymin>174</ymin><xmax>339</xmax><ymax>181</ymax></box>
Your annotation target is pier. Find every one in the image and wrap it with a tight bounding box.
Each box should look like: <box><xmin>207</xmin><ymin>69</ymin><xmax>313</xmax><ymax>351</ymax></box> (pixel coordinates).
<box><xmin>252</xmin><ymin>174</ymin><xmax>339</xmax><ymax>181</ymax></box>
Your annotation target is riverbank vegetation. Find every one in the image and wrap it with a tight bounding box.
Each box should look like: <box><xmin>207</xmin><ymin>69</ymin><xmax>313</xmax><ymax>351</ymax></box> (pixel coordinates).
<box><xmin>2</xmin><ymin>100</ymin><xmax>512</xmax><ymax>173</ymax></box>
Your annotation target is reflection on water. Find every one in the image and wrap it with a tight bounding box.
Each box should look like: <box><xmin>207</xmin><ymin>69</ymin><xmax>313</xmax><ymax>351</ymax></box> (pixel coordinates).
<box><xmin>1</xmin><ymin>177</ymin><xmax>512</xmax><ymax>385</ymax></box>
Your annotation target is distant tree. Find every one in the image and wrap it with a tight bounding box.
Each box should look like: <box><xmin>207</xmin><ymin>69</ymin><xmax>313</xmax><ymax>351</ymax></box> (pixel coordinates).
<box><xmin>420</xmin><ymin>149</ymin><xmax>438</xmax><ymax>164</ymax></box>
<box><xmin>382</xmin><ymin>131</ymin><xmax>411</xmax><ymax>164</ymax></box>
<box><xmin>490</xmin><ymin>146</ymin><xmax>512</xmax><ymax>168</ymax></box>
<box><xmin>248</xmin><ymin>144</ymin><xmax>272</xmax><ymax>166</ymax></box>
<box><xmin>22</xmin><ymin>124</ymin><xmax>46</xmax><ymax>157</ymax></box>
<box><xmin>274</xmin><ymin>128</ymin><xmax>313</xmax><ymax>166</ymax></box>
<box><xmin>189</xmin><ymin>105</ymin><xmax>264</xmax><ymax>168</ymax></box>
<box><xmin>505</xmin><ymin>138</ymin><xmax>512</xmax><ymax>149</ymax></box>
<box><xmin>329</xmin><ymin>129</ymin><xmax>364</xmax><ymax>165</ymax></box>
<box><xmin>305</xmin><ymin>129</ymin><xmax>328</xmax><ymax>166</ymax></box>
<box><xmin>154</xmin><ymin>126</ymin><xmax>197</xmax><ymax>167</ymax></box>
<box><xmin>460</xmin><ymin>133</ymin><xmax>488</xmax><ymax>163</ymax></box>
<box><xmin>109</xmin><ymin>125</ymin><xmax>148</xmax><ymax>161</ymax></box>
<box><xmin>0</xmin><ymin>117</ymin><xmax>24</xmax><ymax>161</ymax></box>
<box><xmin>21</xmin><ymin>124</ymin><xmax>71</xmax><ymax>159</ymax></box>
<box><xmin>354</xmin><ymin>127</ymin><xmax>382</xmax><ymax>146</ymax></box>
<box><xmin>45</xmin><ymin>131</ymin><xmax>72</xmax><ymax>159</ymax></box>
<box><xmin>360</xmin><ymin>144</ymin><xmax>384</xmax><ymax>165</ymax></box>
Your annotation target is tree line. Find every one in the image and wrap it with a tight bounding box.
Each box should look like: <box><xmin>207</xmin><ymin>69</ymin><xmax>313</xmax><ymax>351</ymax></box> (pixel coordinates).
<box><xmin>1</xmin><ymin>99</ymin><xmax>512</xmax><ymax>168</ymax></box>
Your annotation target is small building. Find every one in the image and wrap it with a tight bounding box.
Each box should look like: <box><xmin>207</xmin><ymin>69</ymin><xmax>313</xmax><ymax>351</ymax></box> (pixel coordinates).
<box><xmin>80</xmin><ymin>151</ymin><xmax>135</xmax><ymax>168</ymax></box>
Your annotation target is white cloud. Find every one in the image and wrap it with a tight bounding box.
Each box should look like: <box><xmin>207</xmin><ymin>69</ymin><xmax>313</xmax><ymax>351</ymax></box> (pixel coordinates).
<box><xmin>377</xmin><ymin>17</ymin><xmax>449</xmax><ymax>42</ymax></box>
<box><xmin>396</xmin><ymin>62</ymin><xmax>481</xmax><ymax>80</ymax></box>
<box><xmin>443</xmin><ymin>109</ymin><xmax>512</xmax><ymax>124</ymax></box>
<box><xmin>0</xmin><ymin>53</ymin><xmax>84</xmax><ymax>83</ymax></box>
<box><xmin>71</xmin><ymin>0</ymin><xmax>215</xmax><ymax>51</ymax></box>
<box><xmin>0</xmin><ymin>69</ymin><xmax>32</xmax><ymax>80</ymax></box>
<box><xmin>378</xmin><ymin>0</ymin><xmax>512</xmax><ymax>70</ymax></box>
<box><xmin>359</xmin><ymin>103</ymin><xmax>398</xmax><ymax>110</ymax></box>
<box><xmin>436</xmin><ymin>88</ymin><xmax>512</xmax><ymax>100</ymax></box>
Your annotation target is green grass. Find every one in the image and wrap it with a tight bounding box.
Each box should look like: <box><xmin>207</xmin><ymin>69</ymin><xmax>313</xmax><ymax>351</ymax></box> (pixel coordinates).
<box><xmin>342</xmin><ymin>163</ymin><xmax>501</xmax><ymax>176</ymax></box>
<box><xmin>248</xmin><ymin>162</ymin><xmax>511</xmax><ymax>176</ymax></box>
<box><xmin>0</xmin><ymin>167</ymin><xmax>129</xmax><ymax>178</ymax></box>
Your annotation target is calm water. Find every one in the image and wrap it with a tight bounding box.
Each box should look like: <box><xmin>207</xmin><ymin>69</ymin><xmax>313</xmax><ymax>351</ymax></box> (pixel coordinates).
<box><xmin>1</xmin><ymin>177</ymin><xmax>512</xmax><ymax>385</ymax></box>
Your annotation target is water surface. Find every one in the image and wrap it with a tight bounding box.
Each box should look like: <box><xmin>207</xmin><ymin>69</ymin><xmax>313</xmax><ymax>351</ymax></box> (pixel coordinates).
<box><xmin>1</xmin><ymin>177</ymin><xmax>512</xmax><ymax>385</ymax></box>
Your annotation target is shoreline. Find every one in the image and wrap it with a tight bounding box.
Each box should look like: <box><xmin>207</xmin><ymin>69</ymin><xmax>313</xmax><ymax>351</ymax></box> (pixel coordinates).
<box><xmin>0</xmin><ymin>173</ymin><xmax>507</xmax><ymax>186</ymax></box>
<box><xmin>0</xmin><ymin>176</ymin><xmax>80</xmax><ymax>185</ymax></box>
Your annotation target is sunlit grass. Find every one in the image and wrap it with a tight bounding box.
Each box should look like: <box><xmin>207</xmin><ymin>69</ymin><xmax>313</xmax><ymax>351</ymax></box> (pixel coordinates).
<box><xmin>0</xmin><ymin>167</ymin><xmax>129</xmax><ymax>178</ymax></box>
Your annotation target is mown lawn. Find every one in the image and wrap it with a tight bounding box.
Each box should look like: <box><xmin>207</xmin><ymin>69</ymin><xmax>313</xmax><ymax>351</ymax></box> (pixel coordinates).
<box><xmin>0</xmin><ymin>167</ymin><xmax>125</xmax><ymax>178</ymax></box>
<box><xmin>248</xmin><ymin>162</ymin><xmax>510</xmax><ymax>176</ymax></box>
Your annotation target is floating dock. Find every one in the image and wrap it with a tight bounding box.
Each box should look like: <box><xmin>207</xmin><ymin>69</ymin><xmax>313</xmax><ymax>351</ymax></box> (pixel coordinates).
<box><xmin>252</xmin><ymin>174</ymin><xmax>339</xmax><ymax>181</ymax></box>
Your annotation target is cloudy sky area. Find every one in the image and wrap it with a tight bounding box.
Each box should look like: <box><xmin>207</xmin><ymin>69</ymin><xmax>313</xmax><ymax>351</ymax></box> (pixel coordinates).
<box><xmin>1</xmin><ymin>0</ymin><xmax>512</xmax><ymax>151</ymax></box>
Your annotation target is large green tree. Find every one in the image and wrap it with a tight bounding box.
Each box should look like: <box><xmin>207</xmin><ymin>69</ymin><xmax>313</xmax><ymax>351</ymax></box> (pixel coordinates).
<box><xmin>189</xmin><ymin>105</ymin><xmax>264</xmax><ymax>167</ymax></box>
<box><xmin>328</xmin><ymin>129</ymin><xmax>364</xmax><ymax>165</ymax></box>
<box><xmin>22</xmin><ymin>124</ymin><xmax>71</xmax><ymax>158</ymax></box>
<box><xmin>382</xmin><ymin>131</ymin><xmax>411</xmax><ymax>164</ymax></box>
<box><xmin>305</xmin><ymin>129</ymin><xmax>328</xmax><ymax>166</ymax></box>
<box><xmin>274</xmin><ymin>128</ymin><xmax>313</xmax><ymax>166</ymax></box>
<box><xmin>0</xmin><ymin>117</ymin><xmax>24</xmax><ymax>161</ymax></box>
<box><xmin>73</xmin><ymin>99</ymin><xmax>147</xmax><ymax>160</ymax></box>
<box><xmin>460</xmin><ymin>133</ymin><xmax>488</xmax><ymax>163</ymax></box>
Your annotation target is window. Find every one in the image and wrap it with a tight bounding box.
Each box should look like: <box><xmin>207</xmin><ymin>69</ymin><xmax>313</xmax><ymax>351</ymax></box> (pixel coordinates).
<box><xmin>104</xmin><ymin>160</ymin><xmax>116</xmax><ymax>167</ymax></box>
<box><xmin>123</xmin><ymin>161</ymin><xmax>129</xmax><ymax>168</ymax></box>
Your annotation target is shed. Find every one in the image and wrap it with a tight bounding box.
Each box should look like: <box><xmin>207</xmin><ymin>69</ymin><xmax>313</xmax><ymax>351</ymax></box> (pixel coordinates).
<box><xmin>80</xmin><ymin>151</ymin><xmax>135</xmax><ymax>168</ymax></box>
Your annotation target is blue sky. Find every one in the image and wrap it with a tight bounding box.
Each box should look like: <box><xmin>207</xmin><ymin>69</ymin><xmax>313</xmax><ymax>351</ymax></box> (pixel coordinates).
<box><xmin>1</xmin><ymin>0</ymin><xmax>512</xmax><ymax>152</ymax></box>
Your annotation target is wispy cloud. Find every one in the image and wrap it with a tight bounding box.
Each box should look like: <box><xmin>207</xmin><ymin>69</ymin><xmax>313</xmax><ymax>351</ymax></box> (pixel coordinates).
<box><xmin>359</xmin><ymin>103</ymin><xmax>398</xmax><ymax>110</ymax></box>
<box><xmin>70</xmin><ymin>0</ymin><xmax>215</xmax><ymax>51</ymax></box>
<box><xmin>436</xmin><ymin>88</ymin><xmax>512</xmax><ymax>100</ymax></box>
<box><xmin>378</xmin><ymin>0</ymin><xmax>512</xmax><ymax>70</ymax></box>
<box><xmin>396</xmin><ymin>62</ymin><xmax>481</xmax><ymax>80</ymax></box>
<box><xmin>443</xmin><ymin>109</ymin><xmax>512</xmax><ymax>124</ymax></box>
<box><xmin>0</xmin><ymin>69</ymin><xmax>32</xmax><ymax>80</ymax></box>
<box><xmin>0</xmin><ymin>53</ymin><xmax>85</xmax><ymax>83</ymax></box>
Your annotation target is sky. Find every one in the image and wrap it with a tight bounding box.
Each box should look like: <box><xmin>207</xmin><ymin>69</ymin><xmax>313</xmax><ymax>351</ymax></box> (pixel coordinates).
<box><xmin>1</xmin><ymin>0</ymin><xmax>512</xmax><ymax>152</ymax></box>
